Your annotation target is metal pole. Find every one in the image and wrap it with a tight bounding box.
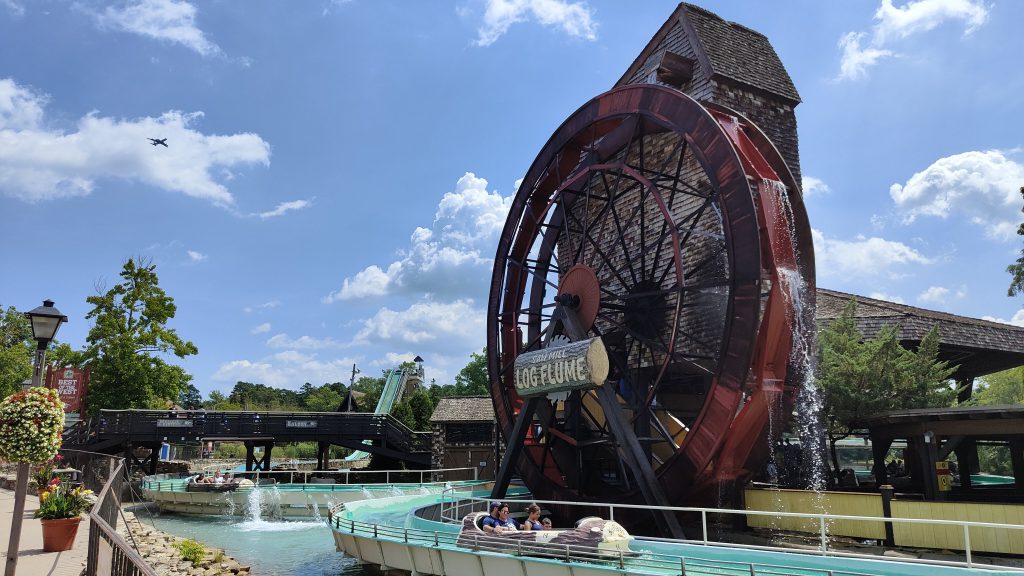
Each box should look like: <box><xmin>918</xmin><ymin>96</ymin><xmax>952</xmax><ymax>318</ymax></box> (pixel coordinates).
<box><xmin>5</xmin><ymin>345</ymin><xmax>46</xmax><ymax>576</ymax></box>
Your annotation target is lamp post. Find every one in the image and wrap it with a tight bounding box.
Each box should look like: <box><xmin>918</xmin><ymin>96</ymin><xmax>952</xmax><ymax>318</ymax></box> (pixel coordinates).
<box><xmin>5</xmin><ymin>300</ymin><xmax>66</xmax><ymax>576</ymax></box>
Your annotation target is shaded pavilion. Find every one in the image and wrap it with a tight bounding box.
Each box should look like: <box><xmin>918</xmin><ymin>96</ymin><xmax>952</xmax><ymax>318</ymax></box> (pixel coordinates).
<box><xmin>855</xmin><ymin>406</ymin><xmax>1024</xmax><ymax>502</ymax></box>
<box><xmin>818</xmin><ymin>289</ymin><xmax>1024</xmax><ymax>502</ymax></box>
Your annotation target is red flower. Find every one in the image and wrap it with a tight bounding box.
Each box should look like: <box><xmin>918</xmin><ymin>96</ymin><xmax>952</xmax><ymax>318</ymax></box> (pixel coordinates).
<box><xmin>48</xmin><ymin>477</ymin><xmax>61</xmax><ymax>487</ymax></box>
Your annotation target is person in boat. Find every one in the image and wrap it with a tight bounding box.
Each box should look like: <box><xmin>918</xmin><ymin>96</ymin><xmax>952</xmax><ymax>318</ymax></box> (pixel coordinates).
<box><xmin>213</xmin><ymin>471</ymin><xmax>224</xmax><ymax>485</ymax></box>
<box><xmin>482</xmin><ymin>502</ymin><xmax>519</xmax><ymax>533</ymax></box>
<box><xmin>522</xmin><ymin>503</ymin><xmax>543</xmax><ymax>530</ymax></box>
<box><xmin>541</xmin><ymin>517</ymin><xmax>552</xmax><ymax>530</ymax></box>
<box><xmin>193</xmin><ymin>473</ymin><xmax>206</xmax><ymax>484</ymax></box>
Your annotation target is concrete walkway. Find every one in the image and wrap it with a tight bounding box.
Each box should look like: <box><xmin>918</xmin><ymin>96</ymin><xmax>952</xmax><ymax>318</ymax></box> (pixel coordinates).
<box><xmin>0</xmin><ymin>487</ymin><xmax>89</xmax><ymax>576</ymax></box>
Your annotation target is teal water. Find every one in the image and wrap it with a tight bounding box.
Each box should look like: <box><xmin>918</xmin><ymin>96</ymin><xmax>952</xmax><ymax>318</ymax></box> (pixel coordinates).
<box><xmin>132</xmin><ymin>507</ymin><xmax>360</xmax><ymax>575</ymax></box>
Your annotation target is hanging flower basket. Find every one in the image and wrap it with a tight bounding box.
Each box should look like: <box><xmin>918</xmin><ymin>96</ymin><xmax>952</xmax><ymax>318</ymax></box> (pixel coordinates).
<box><xmin>0</xmin><ymin>387</ymin><xmax>64</xmax><ymax>464</ymax></box>
<box><xmin>40</xmin><ymin>516</ymin><xmax>81</xmax><ymax>552</ymax></box>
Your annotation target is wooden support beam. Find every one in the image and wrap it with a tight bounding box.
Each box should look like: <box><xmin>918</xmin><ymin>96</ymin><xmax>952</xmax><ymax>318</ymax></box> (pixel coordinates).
<box><xmin>596</xmin><ymin>383</ymin><xmax>685</xmax><ymax>539</ymax></box>
<box><xmin>491</xmin><ymin>396</ymin><xmax>541</xmax><ymax>500</ymax></box>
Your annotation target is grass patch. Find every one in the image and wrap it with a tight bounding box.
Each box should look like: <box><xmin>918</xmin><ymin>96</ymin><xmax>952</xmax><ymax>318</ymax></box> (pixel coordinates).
<box><xmin>173</xmin><ymin>538</ymin><xmax>205</xmax><ymax>564</ymax></box>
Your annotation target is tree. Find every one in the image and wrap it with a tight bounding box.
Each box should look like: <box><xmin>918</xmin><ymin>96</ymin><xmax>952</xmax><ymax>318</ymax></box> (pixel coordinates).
<box><xmin>0</xmin><ymin>304</ymin><xmax>32</xmax><ymax>399</ymax></box>
<box><xmin>178</xmin><ymin>383</ymin><xmax>203</xmax><ymax>409</ymax></box>
<box><xmin>816</xmin><ymin>299</ymin><xmax>957</xmax><ymax>476</ymax></box>
<box><xmin>975</xmin><ymin>367</ymin><xmax>1024</xmax><ymax>406</ymax></box>
<box><xmin>353</xmin><ymin>375</ymin><xmax>384</xmax><ymax>410</ymax></box>
<box><xmin>305</xmin><ymin>386</ymin><xmax>343</xmax><ymax>412</ymax></box>
<box><xmin>454</xmin><ymin>348</ymin><xmax>489</xmax><ymax>396</ymax></box>
<box><xmin>82</xmin><ymin>258</ymin><xmax>198</xmax><ymax>414</ymax></box>
<box><xmin>1008</xmin><ymin>186</ymin><xmax>1024</xmax><ymax>297</ymax></box>
<box><xmin>407</xmin><ymin>389</ymin><xmax>435</xmax><ymax>430</ymax></box>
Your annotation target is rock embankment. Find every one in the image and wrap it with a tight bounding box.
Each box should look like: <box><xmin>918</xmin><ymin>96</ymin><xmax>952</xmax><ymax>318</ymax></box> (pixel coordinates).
<box><xmin>118</xmin><ymin>509</ymin><xmax>251</xmax><ymax>576</ymax></box>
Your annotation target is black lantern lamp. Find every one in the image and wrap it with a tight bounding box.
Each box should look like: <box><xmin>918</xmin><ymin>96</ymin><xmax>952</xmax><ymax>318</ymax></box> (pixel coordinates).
<box><xmin>25</xmin><ymin>299</ymin><xmax>67</xmax><ymax>347</ymax></box>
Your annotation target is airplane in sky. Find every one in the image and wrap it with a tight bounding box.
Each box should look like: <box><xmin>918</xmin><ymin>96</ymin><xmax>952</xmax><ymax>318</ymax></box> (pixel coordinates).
<box><xmin>148</xmin><ymin>138</ymin><xmax>168</xmax><ymax>147</ymax></box>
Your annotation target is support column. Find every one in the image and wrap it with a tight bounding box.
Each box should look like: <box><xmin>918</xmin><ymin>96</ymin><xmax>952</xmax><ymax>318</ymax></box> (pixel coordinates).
<box><xmin>317</xmin><ymin>442</ymin><xmax>331</xmax><ymax>471</ymax></box>
<box><xmin>491</xmin><ymin>396</ymin><xmax>541</xmax><ymax>500</ymax></box>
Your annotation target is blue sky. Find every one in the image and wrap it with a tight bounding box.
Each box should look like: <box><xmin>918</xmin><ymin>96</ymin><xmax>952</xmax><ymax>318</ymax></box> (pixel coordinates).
<box><xmin>2</xmin><ymin>0</ymin><xmax>1022</xmax><ymax>396</ymax></box>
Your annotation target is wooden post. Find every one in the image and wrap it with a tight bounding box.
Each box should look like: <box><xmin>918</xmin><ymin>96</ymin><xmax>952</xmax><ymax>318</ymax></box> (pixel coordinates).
<box><xmin>3</xmin><ymin>463</ymin><xmax>29</xmax><ymax>576</ymax></box>
<box><xmin>879</xmin><ymin>484</ymin><xmax>895</xmax><ymax>547</ymax></box>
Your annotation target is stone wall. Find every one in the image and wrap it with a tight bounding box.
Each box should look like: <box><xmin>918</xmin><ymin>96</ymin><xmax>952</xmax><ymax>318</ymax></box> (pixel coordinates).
<box><xmin>119</xmin><ymin>508</ymin><xmax>251</xmax><ymax>575</ymax></box>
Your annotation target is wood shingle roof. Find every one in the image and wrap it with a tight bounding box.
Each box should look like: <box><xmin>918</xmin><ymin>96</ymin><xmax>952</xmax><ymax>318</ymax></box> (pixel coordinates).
<box><xmin>817</xmin><ymin>288</ymin><xmax>1024</xmax><ymax>379</ymax></box>
<box><xmin>618</xmin><ymin>3</ymin><xmax>800</xmax><ymax>103</ymax></box>
<box><xmin>429</xmin><ymin>396</ymin><xmax>495</xmax><ymax>423</ymax></box>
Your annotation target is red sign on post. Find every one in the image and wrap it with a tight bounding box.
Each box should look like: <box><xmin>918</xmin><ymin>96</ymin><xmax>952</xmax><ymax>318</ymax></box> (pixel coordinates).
<box><xmin>46</xmin><ymin>366</ymin><xmax>89</xmax><ymax>413</ymax></box>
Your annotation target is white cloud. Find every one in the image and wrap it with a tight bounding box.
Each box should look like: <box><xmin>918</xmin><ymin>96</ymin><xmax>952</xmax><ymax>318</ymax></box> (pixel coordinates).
<box><xmin>889</xmin><ymin>150</ymin><xmax>1024</xmax><ymax>240</ymax></box>
<box><xmin>212</xmin><ymin>352</ymin><xmax>357</xmax><ymax>388</ymax></box>
<box><xmin>243</xmin><ymin>300</ymin><xmax>280</xmax><ymax>313</ymax></box>
<box><xmin>354</xmin><ymin>299</ymin><xmax>485</xmax><ymax>351</ymax></box>
<box><xmin>474</xmin><ymin>0</ymin><xmax>597</xmax><ymax>47</ymax></box>
<box><xmin>0</xmin><ymin>78</ymin><xmax>270</xmax><ymax>206</ymax></box>
<box><xmin>813</xmin><ymin>228</ymin><xmax>932</xmax><ymax>279</ymax></box>
<box><xmin>266</xmin><ymin>333</ymin><xmax>346</xmax><ymax>350</ymax></box>
<box><xmin>256</xmin><ymin>199</ymin><xmax>311</xmax><ymax>219</ymax></box>
<box><xmin>0</xmin><ymin>0</ymin><xmax>23</xmax><ymax>17</ymax></box>
<box><xmin>251</xmin><ymin>322</ymin><xmax>271</xmax><ymax>334</ymax></box>
<box><xmin>869</xmin><ymin>291</ymin><xmax>906</xmax><ymax>304</ymax></box>
<box><xmin>918</xmin><ymin>286</ymin><xmax>949</xmax><ymax>304</ymax></box>
<box><xmin>324</xmin><ymin>172</ymin><xmax>513</xmax><ymax>302</ymax></box>
<box><xmin>836</xmin><ymin>0</ymin><xmax>989</xmax><ymax>81</ymax></box>
<box><xmin>186</xmin><ymin>250</ymin><xmax>207</xmax><ymax>262</ymax></box>
<box><xmin>982</xmin><ymin>309</ymin><xmax>1024</xmax><ymax>327</ymax></box>
<box><xmin>91</xmin><ymin>0</ymin><xmax>223</xmax><ymax>57</ymax></box>
<box><xmin>873</xmin><ymin>0</ymin><xmax>988</xmax><ymax>43</ymax></box>
<box><xmin>837</xmin><ymin>32</ymin><xmax>893</xmax><ymax>81</ymax></box>
<box><xmin>801</xmin><ymin>176</ymin><xmax>831</xmax><ymax>197</ymax></box>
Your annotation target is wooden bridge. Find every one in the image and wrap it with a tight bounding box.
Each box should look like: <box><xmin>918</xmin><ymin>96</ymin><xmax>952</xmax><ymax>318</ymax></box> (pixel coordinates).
<box><xmin>65</xmin><ymin>409</ymin><xmax>432</xmax><ymax>474</ymax></box>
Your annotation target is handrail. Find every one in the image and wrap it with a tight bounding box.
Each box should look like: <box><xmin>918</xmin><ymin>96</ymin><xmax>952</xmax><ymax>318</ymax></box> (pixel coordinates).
<box><xmin>85</xmin><ymin>458</ymin><xmax>157</xmax><ymax>576</ymax></box>
<box><xmin>326</xmin><ymin>509</ymin><xmax>885</xmax><ymax>576</ymax></box>
<box><xmin>141</xmin><ymin>466</ymin><xmax>477</xmax><ymax>491</ymax></box>
<box><xmin>438</xmin><ymin>494</ymin><xmax>1024</xmax><ymax>570</ymax></box>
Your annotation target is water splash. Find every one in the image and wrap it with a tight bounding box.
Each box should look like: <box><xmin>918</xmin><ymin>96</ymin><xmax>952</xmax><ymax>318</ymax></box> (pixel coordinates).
<box><xmin>389</xmin><ymin>485</ymin><xmax>404</xmax><ymax>497</ymax></box>
<box><xmin>360</xmin><ymin>486</ymin><xmax>375</xmax><ymax>500</ymax></box>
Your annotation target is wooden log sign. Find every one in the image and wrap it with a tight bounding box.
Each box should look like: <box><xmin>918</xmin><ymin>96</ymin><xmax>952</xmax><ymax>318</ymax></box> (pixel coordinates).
<box><xmin>514</xmin><ymin>337</ymin><xmax>609</xmax><ymax>397</ymax></box>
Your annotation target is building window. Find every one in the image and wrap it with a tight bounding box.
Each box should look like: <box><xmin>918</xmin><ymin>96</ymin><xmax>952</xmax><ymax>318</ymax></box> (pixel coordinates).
<box><xmin>447</xmin><ymin>423</ymin><xmax>492</xmax><ymax>444</ymax></box>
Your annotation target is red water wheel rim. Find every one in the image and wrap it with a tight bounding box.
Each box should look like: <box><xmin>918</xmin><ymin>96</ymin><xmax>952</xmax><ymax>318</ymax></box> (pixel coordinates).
<box><xmin>487</xmin><ymin>85</ymin><xmax>764</xmax><ymax>504</ymax></box>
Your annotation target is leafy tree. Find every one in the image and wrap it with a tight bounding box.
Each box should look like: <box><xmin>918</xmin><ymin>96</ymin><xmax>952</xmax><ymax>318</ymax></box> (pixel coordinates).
<box><xmin>975</xmin><ymin>367</ymin><xmax>1024</xmax><ymax>406</ymax></box>
<box><xmin>407</xmin><ymin>389</ymin><xmax>435</xmax><ymax>430</ymax></box>
<box><xmin>816</xmin><ymin>299</ymin><xmax>957</xmax><ymax>476</ymax></box>
<box><xmin>0</xmin><ymin>304</ymin><xmax>32</xmax><ymax>399</ymax></box>
<box><xmin>353</xmin><ymin>375</ymin><xmax>384</xmax><ymax>410</ymax></box>
<box><xmin>305</xmin><ymin>386</ymin><xmax>343</xmax><ymax>412</ymax></box>
<box><xmin>203</xmin><ymin>390</ymin><xmax>242</xmax><ymax>411</ymax></box>
<box><xmin>228</xmin><ymin>381</ymin><xmax>301</xmax><ymax>410</ymax></box>
<box><xmin>390</xmin><ymin>401</ymin><xmax>416</xmax><ymax>430</ymax></box>
<box><xmin>1007</xmin><ymin>186</ymin><xmax>1024</xmax><ymax>297</ymax></box>
<box><xmin>82</xmin><ymin>258</ymin><xmax>198</xmax><ymax>414</ymax></box>
<box><xmin>454</xmin><ymin>348</ymin><xmax>489</xmax><ymax>396</ymax></box>
<box><xmin>178</xmin><ymin>383</ymin><xmax>203</xmax><ymax>409</ymax></box>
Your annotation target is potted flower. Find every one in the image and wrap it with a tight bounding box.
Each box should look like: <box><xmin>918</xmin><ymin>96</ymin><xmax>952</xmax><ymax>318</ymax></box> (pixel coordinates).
<box><xmin>33</xmin><ymin>454</ymin><xmax>64</xmax><ymax>497</ymax></box>
<box><xmin>34</xmin><ymin>480</ymin><xmax>93</xmax><ymax>551</ymax></box>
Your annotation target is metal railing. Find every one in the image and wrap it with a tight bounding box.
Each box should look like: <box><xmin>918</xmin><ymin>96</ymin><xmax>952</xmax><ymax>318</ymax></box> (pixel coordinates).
<box><xmin>437</xmin><ymin>493</ymin><xmax>1024</xmax><ymax>571</ymax></box>
<box><xmin>53</xmin><ymin>450</ymin><xmax>158</xmax><ymax>576</ymax></box>
<box><xmin>141</xmin><ymin>466</ymin><xmax>479</xmax><ymax>492</ymax></box>
<box><xmin>328</xmin><ymin>505</ymin><xmax>880</xmax><ymax>576</ymax></box>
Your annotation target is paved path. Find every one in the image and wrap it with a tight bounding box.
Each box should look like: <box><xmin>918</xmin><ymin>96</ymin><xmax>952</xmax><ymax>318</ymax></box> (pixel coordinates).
<box><xmin>0</xmin><ymin>487</ymin><xmax>89</xmax><ymax>576</ymax></box>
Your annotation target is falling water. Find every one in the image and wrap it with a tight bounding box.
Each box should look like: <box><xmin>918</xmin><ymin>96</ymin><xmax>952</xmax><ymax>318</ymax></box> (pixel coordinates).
<box><xmin>389</xmin><ymin>485</ymin><xmax>404</xmax><ymax>497</ymax></box>
<box><xmin>764</xmin><ymin>178</ymin><xmax>828</xmax><ymax>495</ymax></box>
<box><xmin>360</xmin><ymin>486</ymin><xmax>375</xmax><ymax>499</ymax></box>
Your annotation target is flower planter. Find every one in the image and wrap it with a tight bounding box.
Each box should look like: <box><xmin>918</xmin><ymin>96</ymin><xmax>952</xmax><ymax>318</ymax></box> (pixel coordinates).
<box><xmin>40</xmin><ymin>516</ymin><xmax>81</xmax><ymax>552</ymax></box>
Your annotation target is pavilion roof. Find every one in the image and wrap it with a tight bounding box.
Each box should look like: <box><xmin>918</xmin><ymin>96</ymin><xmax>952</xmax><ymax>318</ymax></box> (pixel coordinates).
<box><xmin>816</xmin><ymin>288</ymin><xmax>1024</xmax><ymax>379</ymax></box>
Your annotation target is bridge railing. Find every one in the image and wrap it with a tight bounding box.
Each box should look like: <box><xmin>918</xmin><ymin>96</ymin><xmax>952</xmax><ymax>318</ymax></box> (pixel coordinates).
<box><xmin>96</xmin><ymin>409</ymin><xmax>433</xmax><ymax>450</ymax></box>
<box><xmin>141</xmin><ymin>466</ymin><xmax>479</xmax><ymax>492</ymax></box>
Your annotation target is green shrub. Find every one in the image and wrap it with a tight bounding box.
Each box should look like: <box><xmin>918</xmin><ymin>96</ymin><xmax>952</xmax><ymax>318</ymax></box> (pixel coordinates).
<box><xmin>174</xmin><ymin>538</ymin><xmax>205</xmax><ymax>564</ymax></box>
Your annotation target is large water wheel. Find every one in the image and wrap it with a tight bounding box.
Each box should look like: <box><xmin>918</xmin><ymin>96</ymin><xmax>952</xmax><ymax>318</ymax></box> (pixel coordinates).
<box><xmin>487</xmin><ymin>85</ymin><xmax>815</xmax><ymax>522</ymax></box>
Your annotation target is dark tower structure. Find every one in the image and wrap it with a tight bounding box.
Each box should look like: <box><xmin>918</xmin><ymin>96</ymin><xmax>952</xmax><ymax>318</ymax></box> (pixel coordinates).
<box><xmin>616</xmin><ymin>3</ymin><xmax>802</xmax><ymax>183</ymax></box>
